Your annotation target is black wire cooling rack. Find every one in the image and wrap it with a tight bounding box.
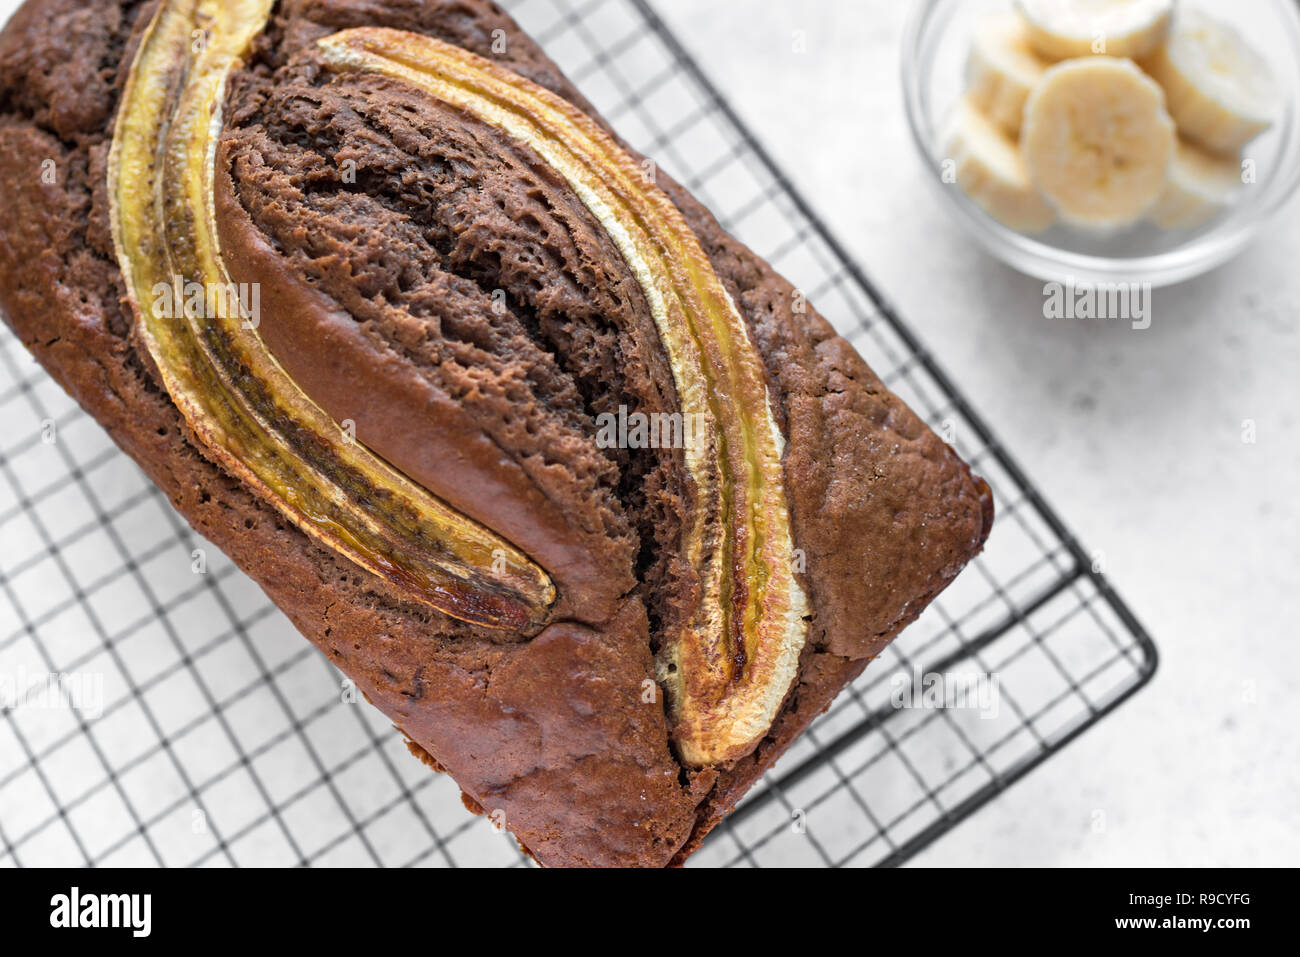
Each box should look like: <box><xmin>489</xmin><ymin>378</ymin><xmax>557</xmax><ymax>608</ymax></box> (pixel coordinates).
<box><xmin>0</xmin><ymin>0</ymin><xmax>1157</xmax><ymax>868</ymax></box>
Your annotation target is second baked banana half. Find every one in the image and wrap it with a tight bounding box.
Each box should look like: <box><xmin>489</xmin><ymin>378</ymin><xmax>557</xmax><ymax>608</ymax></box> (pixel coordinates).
<box><xmin>312</xmin><ymin>27</ymin><xmax>811</xmax><ymax>767</ymax></box>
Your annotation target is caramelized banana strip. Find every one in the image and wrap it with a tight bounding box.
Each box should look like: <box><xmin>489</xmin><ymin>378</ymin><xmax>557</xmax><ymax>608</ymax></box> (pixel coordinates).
<box><xmin>315</xmin><ymin>28</ymin><xmax>810</xmax><ymax>765</ymax></box>
<box><xmin>108</xmin><ymin>0</ymin><xmax>555</xmax><ymax>630</ymax></box>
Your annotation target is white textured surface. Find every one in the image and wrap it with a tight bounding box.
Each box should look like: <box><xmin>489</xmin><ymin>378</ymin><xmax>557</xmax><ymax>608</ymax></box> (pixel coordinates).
<box><xmin>654</xmin><ymin>0</ymin><xmax>1300</xmax><ymax>865</ymax></box>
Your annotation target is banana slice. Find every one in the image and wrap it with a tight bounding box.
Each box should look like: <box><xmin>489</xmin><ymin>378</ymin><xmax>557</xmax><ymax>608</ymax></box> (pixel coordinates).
<box><xmin>1142</xmin><ymin>7</ymin><xmax>1280</xmax><ymax>155</ymax></box>
<box><xmin>1148</xmin><ymin>137</ymin><xmax>1244</xmax><ymax>229</ymax></box>
<box><xmin>943</xmin><ymin>95</ymin><xmax>1055</xmax><ymax>233</ymax></box>
<box><xmin>1015</xmin><ymin>0</ymin><xmax>1173</xmax><ymax>60</ymax></box>
<box><xmin>966</xmin><ymin>12</ymin><xmax>1050</xmax><ymax>136</ymax></box>
<box><xmin>1022</xmin><ymin>57</ymin><xmax>1175</xmax><ymax>229</ymax></box>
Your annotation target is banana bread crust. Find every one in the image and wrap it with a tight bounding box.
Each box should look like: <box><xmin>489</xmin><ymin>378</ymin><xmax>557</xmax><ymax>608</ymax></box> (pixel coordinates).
<box><xmin>0</xmin><ymin>0</ymin><xmax>991</xmax><ymax>866</ymax></box>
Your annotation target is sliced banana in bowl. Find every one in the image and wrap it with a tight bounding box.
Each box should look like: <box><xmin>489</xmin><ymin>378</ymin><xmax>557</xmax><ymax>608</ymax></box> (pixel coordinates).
<box><xmin>1016</xmin><ymin>0</ymin><xmax>1174</xmax><ymax>60</ymax></box>
<box><xmin>902</xmin><ymin>0</ymin><xmax>1300</xmax><ymax>283</ymax></box>
<box><xmin>1142</xmin><ymin>7</ymin><xmax>1282</xmax><ymax>155</ymax></box>
<box><xmin>1022</xmin><ymin>57</ymin><xmax>1176</xmax><ymax>230</ymax></box>
<box><xmin>967</xmin><ymin>13</ymin><xmax>1050</xmax><ymax>136</ymax></box>
<box><xmin>943</xmin><ymin>94</ymin><xmax>1056</xmax><ymax>233</ymax></box>
<box><xmin>1147</xmin><ymin>137</ymin><xmax>1245</xmax><ymax>229</ymax></box>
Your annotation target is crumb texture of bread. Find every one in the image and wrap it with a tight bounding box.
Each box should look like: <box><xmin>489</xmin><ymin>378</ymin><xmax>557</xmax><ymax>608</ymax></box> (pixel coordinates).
<box><xmin>0</xmin><ymin>0</ymin><xmax>991</xmax><ymax>866</ymax></box>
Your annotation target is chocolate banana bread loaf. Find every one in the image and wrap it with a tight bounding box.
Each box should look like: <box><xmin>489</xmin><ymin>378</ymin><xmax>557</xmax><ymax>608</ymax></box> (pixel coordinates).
<box><xmin>0</xmin><ymin>0</ymin><xmax>993</xmax><ymax>867</ymax></box>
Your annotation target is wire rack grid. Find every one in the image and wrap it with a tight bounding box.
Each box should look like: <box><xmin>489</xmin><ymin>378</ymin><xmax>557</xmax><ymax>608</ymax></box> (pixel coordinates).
<box><xmin>0</xmin><ymin>0</ymin><xmax>1156</xmax><ymax>869</ymax></box>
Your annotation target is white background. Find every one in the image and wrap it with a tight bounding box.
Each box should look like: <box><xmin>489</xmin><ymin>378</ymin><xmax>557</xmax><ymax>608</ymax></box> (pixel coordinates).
<box><xmin>654</xmin><ymin>0</ymin><xmax>1300</xmax><ymax>865</ymax></box>
<box><xmin>0</xmin><ymin>0</ymin><xmax>1294</xmax><ymax>866</ymax></box>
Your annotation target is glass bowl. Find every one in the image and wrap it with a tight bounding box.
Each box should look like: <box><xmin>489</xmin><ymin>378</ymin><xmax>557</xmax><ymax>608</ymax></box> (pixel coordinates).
<box><xmin>901</xmin><ymin>0</ymin><xmax>1300</xmax><ymax>286</ymax></box>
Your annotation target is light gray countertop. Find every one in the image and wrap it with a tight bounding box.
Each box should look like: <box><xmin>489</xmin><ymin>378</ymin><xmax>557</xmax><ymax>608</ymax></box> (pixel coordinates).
<box><xmin>654</xmin><ymin>0</ymin><xmax>1299</xmax><ymax>865</ymax></box>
